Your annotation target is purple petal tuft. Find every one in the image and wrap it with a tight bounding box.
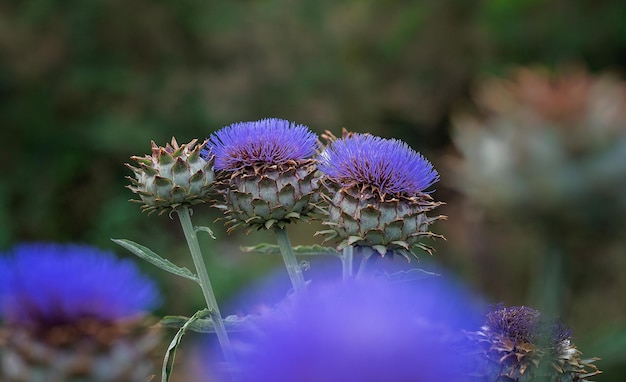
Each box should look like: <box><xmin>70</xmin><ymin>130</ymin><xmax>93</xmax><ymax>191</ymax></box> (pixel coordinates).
<box><xmin>318</xmin><ymin>134</ymin><xmax>439</xmax><ymax>195</ymax></box>
<box><xmin>206</xmin><ymin>118</ymin><xmax>317</xmax><ymax>171</ymax></box>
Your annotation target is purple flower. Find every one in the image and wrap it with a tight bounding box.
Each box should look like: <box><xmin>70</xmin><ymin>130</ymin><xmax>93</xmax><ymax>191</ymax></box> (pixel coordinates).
<box><xmin>204</xmin><ymin>118</ymin><xmax>318</xmax><ymax>171</ymax></box>
<box><xmin>318</xmin><ymin>134</ymin><xmax>439</xmax><ymax>196</ymax></box>
<box><xmin>316</xmin><ymin>133</ymin><xmax>443</xmax><ymax>258</ymax></box>
<box><xmin>464</xmin><ymin>304</ymin><xmax>601</xmax><ymax>380</ymax></box>
<box><xmin>0</xmin><ymin>243</ymin><xmax>159</xmax><ymax>327</ymax></box>
<box><xmin>201</xmin><ymin>118</ymin><xmax>320</xmax><ymax>231</ymax></box>
<box><xmin>486</xmin><ymin>305</ymin><xmax>572</xmax><ymax>346</ymax></box>
<box><xmin>203</xmin><ymin>277</ymin><xmax>480</xmax><ymax>382</ymax></box>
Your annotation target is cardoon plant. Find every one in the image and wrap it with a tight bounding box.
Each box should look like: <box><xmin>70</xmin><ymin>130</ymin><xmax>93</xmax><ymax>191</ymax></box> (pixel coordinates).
<box><xmin>466</xmin><ymin>304</ymin><xmax>601</xmax><ymax>381</ymax></box>
<box><xmin>122</xmin><ymin>137</ymin><xmax>235</xmax><ymax>370</ymax></box>
<box><xmin>0</xmin><ymin>243</ymin><xmax>161</xmax><ymax>382</ymax></box>
<box><xmin>203</xmin><ymin>118</ymin><xmax>320</xmax><ymax>294</ymax></box>
<box><xmin>317</xmin><ymin>132</ymin><xmax>444</xmax><ymax>267</ymax></box>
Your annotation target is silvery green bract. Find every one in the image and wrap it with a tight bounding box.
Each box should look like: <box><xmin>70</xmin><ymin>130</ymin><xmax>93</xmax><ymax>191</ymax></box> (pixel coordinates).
<box><xmin>204</xmin><ymin>118</ymin><xmax>319</xmax><ymax>231</ymax></box>
<box><xmin>317</xmin><ymin>132</ymin><xmax>444</xmax><ymax>259</ymax></box>
<box><xmin>126</xmin><ymin>137</ymin><xmax>215</xmax><ymax>215</ymax></box>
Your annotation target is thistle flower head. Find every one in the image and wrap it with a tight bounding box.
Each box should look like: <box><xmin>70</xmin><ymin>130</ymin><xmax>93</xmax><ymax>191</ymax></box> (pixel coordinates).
<box><xmin>466</xmin><ymin>304</ymin><xmax>601</xmax><ymax>381</ymax></box>
<box><xmin>0</xmin><ymin>243</ymin><xmax>159</xmax><ymax>328</ymax></box>
<box><xmin>318</xmin><ymin>133</ymin><xmax>439</xmax><ymax>197</ymax></box>
<box><xmin>0</xmin><ymin>243</ymin><xmax>162</xmax><ymax>381</ymax></box>
<box><xmin>201</xmin><ymin>277</ymin><xmax>480</xmax><ymax>382</ymax></box>
<box><xmin>205</xmin><ymin>118</ymin><xmax>317</xmax><ymax>171</ymax></box>
<box><xmin>204</xmin><ymin>118</ymin><xmax>320</xmax><ymax>231</ymax></box>
<box><xmin>317</xmin><ymin>133</ymin><xmax>444</xmax><ymax>259</ymax></box>
<box><xmin>126</xmin><ymin>137</ymin><xmax>215</xmax><ymax>215</ymax></box>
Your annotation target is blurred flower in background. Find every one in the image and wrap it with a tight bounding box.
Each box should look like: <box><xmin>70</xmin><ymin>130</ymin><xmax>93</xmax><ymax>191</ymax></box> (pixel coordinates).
<box><xmin>193</xmin><ymin>275</ymin><xmax>484</xmax><ymax>382</ymax></box>
<box><xmin>0</xmin><ymin>243</ymin><xmax>161</xmax><ymax>381</ymax></box>
<box><xmin>448</xmin><ymin>66</ymin><xmax>626</xmax><ymax>376</ymax></box>
<box><xmin>452</xmin><ymin>67</ymin><xmax>626</xmax><ymax>233</ymax></box>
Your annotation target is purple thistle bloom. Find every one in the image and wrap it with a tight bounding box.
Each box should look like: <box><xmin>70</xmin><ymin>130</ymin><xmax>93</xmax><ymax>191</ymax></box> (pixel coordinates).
<box><xmin>0</xmin><ymin>243</ymin><xmax>159</xmax><ymax>327</ymax></box>
<box><xmin>204</xmin><ymin>118</ymin><xmax>318</xmax><ymax>171</ymax></box>
<box><xmin>318</xmin><ymin>134</ymin><xmax>439</xmax><ymax>196</ymax></box>
<box><xmin>486</xmin><ymin>305</ymin><xmax>572</xmax><ymax>346</ymax></box>
<box><xmin>203</xmin><ymin>277</ymin><xmax>480</xmax><ymax>382</ymax></box>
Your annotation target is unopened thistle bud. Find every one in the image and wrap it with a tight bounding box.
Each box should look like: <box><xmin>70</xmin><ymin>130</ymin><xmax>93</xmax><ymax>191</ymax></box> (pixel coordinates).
<box><xmin>316</xmin><ymin>132</ymin><xmax>444</xmax><ymax>260</ymax></box>
<box><xmin>126</xmin><ymin>137</ymin><xmax>215</xmax><ymax>215</ymax></box>
<box><xmin>203</xmin><ymin>118</ymin><xmax>320</xmax><ymax>231</ymax></box>
<box><xmin>0</xmin><ymin>243</ymin><xmax>161</xmax><ymax>382</ymax></box>
<box><xmin>466</xmin><ymin>305</ymin><xmax>601</xmax><ymax>381</ymax></box>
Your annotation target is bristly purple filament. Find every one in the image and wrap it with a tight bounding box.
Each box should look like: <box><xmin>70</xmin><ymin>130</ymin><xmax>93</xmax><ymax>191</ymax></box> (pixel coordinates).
<box><xmin>318</xmin><ymin>134</ymin><xmax>439</xmax><ymax>195</ymax></box>
<box><xmin>486</xmin><ymin>305</ymin><xmax>572</xmax><ymax>345</ymax></box>
<box><xmin>0</xmin><ymin>243</ymin><xmax>159</xmax><ymax>327</ymax></box>
<box><xmin>204</xmin><ymin>118</ymin><xmax>318</xmax><ymax>171</ymax></box>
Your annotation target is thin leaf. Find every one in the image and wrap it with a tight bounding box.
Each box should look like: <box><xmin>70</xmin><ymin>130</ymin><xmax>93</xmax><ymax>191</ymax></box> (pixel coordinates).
<box><xmin>112</xmin><ymin>238</ymin><xmax>199</xmax><ymax>283</ymax></box>
<box><xmin>194</xmin><ymin>225</ymin><xmax>216</xmax><ymax>239</ymax></box>
<box><xmin>378</xmin><ymin>268</ymin><xmax>440</xmax><ymax>283</ymax></box>
<box><xmin>161</xmin><ymin>314</ymin><xmax>258</xmax><ymax>333</ymax></box>
<box><xmin>241</xmin><ymin>243</ymin><xmax>339</xmax><ymax>256</ymax></box>
<box><xmin>162</xmin><ymin>309</ymin><xmax>210</xmax><ymax>382</ymax></box>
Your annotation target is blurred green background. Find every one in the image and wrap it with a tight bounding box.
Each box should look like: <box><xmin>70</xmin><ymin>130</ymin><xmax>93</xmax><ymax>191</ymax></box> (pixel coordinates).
<box><xmin>2</xmin><ymin>0</ymin><xmax>626</xmax><ymax>380</ymax></box>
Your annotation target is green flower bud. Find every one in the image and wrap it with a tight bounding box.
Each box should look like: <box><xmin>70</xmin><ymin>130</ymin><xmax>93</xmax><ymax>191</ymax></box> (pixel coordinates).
<box><xmin>126</xmin><ymin>137</ymin><xmax>215</xmax><ymax>215</ymax></box>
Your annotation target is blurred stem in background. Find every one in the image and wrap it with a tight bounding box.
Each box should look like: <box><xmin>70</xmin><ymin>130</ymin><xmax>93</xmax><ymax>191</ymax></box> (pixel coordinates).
<box><xmin>529</xmin><ymin>241</ymin><xmax>566</xmax><ymax>319</ymax></box>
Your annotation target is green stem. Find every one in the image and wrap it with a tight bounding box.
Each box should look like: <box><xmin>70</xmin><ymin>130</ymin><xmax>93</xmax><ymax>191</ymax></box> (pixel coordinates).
<box><xmin>274</xmin><ymin>227</ymin><xmax>307</xmax><ymax>294</ymax></box>
<box><xmin>176</xmin><ymin>207</ymin><xmax>235</xmax><ymax>366</ymax></box>
<box><xmin>341</xmin><ymin>246</ymin><xmax>354</xmax><ymax>280</ymax></box>
<box><xmin>356</xmin><ymin>248</ymin><xmax>377</xmax><ymax>280</ymax></box>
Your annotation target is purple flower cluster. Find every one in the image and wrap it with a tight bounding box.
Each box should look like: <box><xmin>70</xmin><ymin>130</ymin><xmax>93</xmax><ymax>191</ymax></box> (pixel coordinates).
<box><xmin>318</xmin><ymin>134</ymin><xmax>439</xmax><ymax>196</ymax></box>
<box><xmin>203</xmin><ymin>276</ymin><xmax>481</xmax><ymax>382</ymax></box>
<box><xmin>204</xmin><ymin>118</ymin><xmax>318</xmax><ymax>171</ymax></box>
<box><xmin>0</xmin><ymin>243</ymin><xmax>159</xmax><ymax>327</ymax></box>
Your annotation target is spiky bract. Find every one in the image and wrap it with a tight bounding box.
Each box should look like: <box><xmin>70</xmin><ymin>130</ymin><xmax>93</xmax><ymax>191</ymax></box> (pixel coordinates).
<box><xmin>317</xmin><ymin>133</ymin><xmax>444</xmax><ymax>259</ymax></box>
<box><xmin>205</xmin><ymin>118</ymin><xmax>320</xmax><ymax>231</ymax></box>
<box><xmin>126</xmin><ymin>137</ymin><xmax>215</xmax><ymax>215</ymax></box>
<box><xmin>0</xmin><ymin>243</ymin><xmax>161</xmax><ymax>382</ymax></box>
<box><xmin>466</xmin><ymin>305</ymin><xmax>601</xmax><ymax>381</ymax></box>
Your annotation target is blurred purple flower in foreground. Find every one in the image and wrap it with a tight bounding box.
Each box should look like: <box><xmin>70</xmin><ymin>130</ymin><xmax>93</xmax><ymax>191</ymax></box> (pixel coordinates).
<box><xmin>200</xmin><ymin>276</ymin><xmax>482</xmax><ymax>382</ymax></box>
<box><xmin>0</xmin><ymin>243</ymin><xmax>159</xmax><ymax>327</ymax></box>
<box><xmin>0</xmin><ymin>243</ymin><xmax>162</xmax><ymax>381</ymax></box>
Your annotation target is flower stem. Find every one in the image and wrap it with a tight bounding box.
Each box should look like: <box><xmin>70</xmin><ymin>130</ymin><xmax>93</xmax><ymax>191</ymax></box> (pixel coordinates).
<box><xmin>356</xmin><ymin>248</ymin><xmax>377</xmax><ymax>280</ymax></box>
<box><xmin>273</xmin><ymin>227</ymin><xmax>307</xmax><ymax>294</ymax></box>
<box><xmin>176</xmin><ymin>207</ymin><xmax>235</xmax><ymax>366</ymax></box>
<box><xmin>341</xmin><ymin>246</ymin><xmax>354</xmax><ymax>280</ymax></box>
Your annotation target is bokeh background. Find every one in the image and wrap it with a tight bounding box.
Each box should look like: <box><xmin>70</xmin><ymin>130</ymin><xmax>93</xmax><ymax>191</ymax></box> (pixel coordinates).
<box><xmin>2</xmin><ymin>0</ymin><xmax>626</xmax><ymax>380</ymax></box>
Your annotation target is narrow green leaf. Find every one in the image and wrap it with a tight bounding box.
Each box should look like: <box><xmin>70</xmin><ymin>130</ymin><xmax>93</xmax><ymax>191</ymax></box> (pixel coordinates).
<box><xmin>194</xmin><ymin>225</ymin><xmax>216</xmax><ymax>239</ymax></box>
<box><xmin>240</xmin><ymin>243</ymin><xmax>339</xmax><ymax>256</ymax></box>
<box><xmin>112</xmin><ymin>239</ymin><xmax>199</xmax><ymax>283</ymax></box>
<box><xmin>161</xmin><ymin>314</ymin><xmax>257</xmax><ymax>333</ymax></box>
<box><xmin>162</xmin><ymin>309</ymin><xmax>210</xmax><ymax>382</ymax></box>
<box><xmin>379</xmin><ymin>268</ymin><xmax>440</xmax><ymax>283</ymax></box>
